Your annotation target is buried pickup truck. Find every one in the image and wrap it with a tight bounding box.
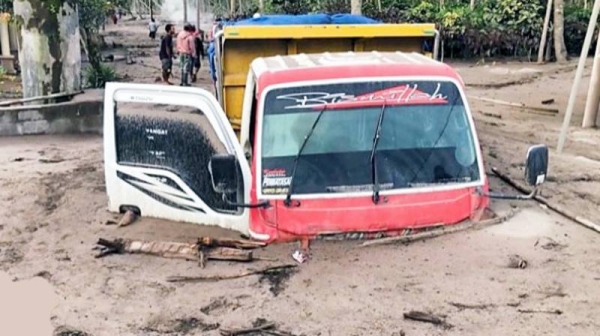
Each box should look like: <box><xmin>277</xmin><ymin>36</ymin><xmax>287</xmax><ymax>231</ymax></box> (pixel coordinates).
<box><xmin>104</xmin><ymin>51</ymin><xmax>548</xmax><ymax>243</ymax></box>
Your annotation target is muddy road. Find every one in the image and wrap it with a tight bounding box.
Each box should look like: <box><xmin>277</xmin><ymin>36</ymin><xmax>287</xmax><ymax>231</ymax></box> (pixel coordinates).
<box><xmin>1</xmin><ymin>18</ymin><xmax>600</xmax><ymax>336</ymax></box>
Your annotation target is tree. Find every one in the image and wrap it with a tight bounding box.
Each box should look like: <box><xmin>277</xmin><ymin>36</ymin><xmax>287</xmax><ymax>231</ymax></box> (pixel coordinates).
<box><xmin>78</xmin><ymin>0</ymin><xmax>109</xmax><ymax>71</ymax></box>
<box><xmin>13</xmin><ymin>0</ymin><xmax>81</xmax><ymax>98</ymax></box>
<box><xmin>351</xmin><ymin>0</ymin><xmax>362</xmax><ymax>15</ymax></box>
<box><xmin>554</xmin><ymin>0</ymin><xmax>568</xmax><ymax>62</ymax></box>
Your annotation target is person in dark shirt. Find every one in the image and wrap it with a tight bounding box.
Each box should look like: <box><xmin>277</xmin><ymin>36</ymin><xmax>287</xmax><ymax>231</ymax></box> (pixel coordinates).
<box><xmin>191</xmin><ymin>26</ymin><xmax>205</xmax><ymax>83</ymax></box>
<box><xmin>159</xmin><ymin>24</ymin><xmax>175</xmax><ymax>84</ymax></box>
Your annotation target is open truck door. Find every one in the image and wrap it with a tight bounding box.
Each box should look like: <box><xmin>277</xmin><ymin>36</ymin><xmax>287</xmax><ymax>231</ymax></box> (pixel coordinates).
<box><xmin>103</xmin><ymin>83</ymin><xmax>251</xmax><ymax>234</ymax></box>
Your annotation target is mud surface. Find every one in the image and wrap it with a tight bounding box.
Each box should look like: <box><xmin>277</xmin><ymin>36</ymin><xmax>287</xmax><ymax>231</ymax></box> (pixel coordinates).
<box><xmin>1</xmin><ymin>18</ymin><xmax>600</xmax><ymax>336</ymax></box>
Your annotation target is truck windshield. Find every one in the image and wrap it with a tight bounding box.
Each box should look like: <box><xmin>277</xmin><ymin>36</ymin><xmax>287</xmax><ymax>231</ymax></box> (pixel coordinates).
<box><xmin>260</xmin><ymin>80</ymin><xmax>481</xmax><ymax>196</ymax></box>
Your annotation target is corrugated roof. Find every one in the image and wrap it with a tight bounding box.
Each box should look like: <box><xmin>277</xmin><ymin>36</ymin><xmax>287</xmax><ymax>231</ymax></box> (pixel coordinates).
<box><xmin>251</xmin><ymin>51</ymin><xmax>441</xmax><ymax>76</ymax></box>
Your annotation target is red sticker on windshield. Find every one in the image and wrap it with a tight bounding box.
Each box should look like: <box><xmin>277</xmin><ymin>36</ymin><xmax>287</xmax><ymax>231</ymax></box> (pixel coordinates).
<box><xmin>327</xmin><ymin>84</ymin><xmax>448</xmax><ymax>109</ymax></box>
<box><xmin>276</xmin><ymin>83</ymin><xmax>450</xmax><ymax>110</ymax></box>
<box><xmin>263</xmin><ymin>168</ymin><xmax>287</xmax><ymax>177</ymax></box>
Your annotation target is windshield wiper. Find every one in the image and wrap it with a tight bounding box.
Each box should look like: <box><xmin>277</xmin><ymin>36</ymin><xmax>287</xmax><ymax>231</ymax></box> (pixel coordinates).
<box><xmin>284</xmin><ymin>105</ymin><xmax>328</xmax><ymax>207</ymax></box>
<box><xmin>370</xmin><ymin>102</ymin><xmax>387</xmax><ymax>204</ymax></box>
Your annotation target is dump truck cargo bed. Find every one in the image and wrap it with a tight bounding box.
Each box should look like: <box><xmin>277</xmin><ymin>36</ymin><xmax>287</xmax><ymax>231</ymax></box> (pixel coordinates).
<box><xmin>211</xmin><ymin>21</ymin><xmax>439</xmax><ymax>130</ymax></box>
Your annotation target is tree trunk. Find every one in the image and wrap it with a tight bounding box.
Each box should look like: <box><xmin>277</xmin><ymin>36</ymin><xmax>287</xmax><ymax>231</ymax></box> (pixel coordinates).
<box><xmin>183</xmin><ymin>0</ymin><xmax>188</xmax><ymax>22</ymax></box>
<box><xmin>553</xmin><ymin>0</ymin><xmax>568</xmax><ymax>63</ymax></box>
<box><xmin>351</xmin><ymin>0</ymin><xmax>362</xmax><ymax>15</ymax></box>
<box><xmin>13</xmin><ymin>0</ymin><xmax>81</xmax><ymax>98</ymax></box>
<box><xmin>230</xmin><ymin>0</ymin><xmax>236</xmax><ymax>15</ymax></box>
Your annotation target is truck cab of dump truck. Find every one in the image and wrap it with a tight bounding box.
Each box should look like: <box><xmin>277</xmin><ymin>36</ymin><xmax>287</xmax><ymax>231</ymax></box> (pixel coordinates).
<box><xmin>103</xmin><ymin>51</ymin><xmax>549</xmax><ymax>243</ymax></box>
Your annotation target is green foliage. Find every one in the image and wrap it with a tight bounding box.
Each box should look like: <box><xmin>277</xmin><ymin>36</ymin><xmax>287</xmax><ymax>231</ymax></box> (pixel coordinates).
<box><xmin>84</xmin><ymin>64</ymin><xmax>117</xmax><ymax>88</ymax></box>
<box><xmin>77</xmin><ymin>0</ymin><xmax>110</xmax><ymax>34</ymax></box>
<box><xmin>76</xmin><ymin>0</ymin><xmax>114</xmax><ymax>84</ymax></box>
<box><xmin>260</xmin><ymin>0</ymin><xmax>597</xmax><ymax>59</ymax></box>
<box><xmin>564</xmin><ymin>5</ymin><xmax>597</xmax><ymax>55</ymax></box>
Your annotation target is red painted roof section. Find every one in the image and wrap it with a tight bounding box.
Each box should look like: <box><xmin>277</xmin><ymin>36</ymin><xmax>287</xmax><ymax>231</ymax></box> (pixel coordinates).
<box><xmin>256</xmin><ymin>63</ymin><xmax>464</xmax><ymax>94</ymax></box>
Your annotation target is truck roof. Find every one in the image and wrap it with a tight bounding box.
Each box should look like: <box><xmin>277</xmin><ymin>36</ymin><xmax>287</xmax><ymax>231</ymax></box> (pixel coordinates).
<box><xmin>251</xmin><ymin>51</ymin><xmax>463</xmax><ymax>90</ymax></box>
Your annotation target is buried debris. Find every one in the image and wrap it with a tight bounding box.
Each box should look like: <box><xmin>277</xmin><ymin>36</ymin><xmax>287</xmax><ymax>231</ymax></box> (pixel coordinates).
<box><xmin>403</xmin><ymin>310</ymin><xmax>453</xmax><ymax>329</ymax></box>
<box><xmin>166</xmin><ymin>264</ymin><xmax>297</xmax><ymax>283</ymax></box>
<box><xmin>541</xmin><ymin>98</ymin><xmax>555</xmax><ymax>105</ymax></box>
<box><xmin>480</xmin><ymin>111</ymin><xmax>502</xmax><ymax>119</ymax></box>
<box><xmin>508</xmin><ymin>254</ymin><xmax>528</xmax><ymax>269</ymax></box>
<box><xmin>468</xmin><ymin>95</ymin><xmax>559</xmax><ymax>115</ymax></box>
<box><xmin>142</xmin><ymin>317</ymin><xmax>220</xmax><ymax>335</ymax></box>
<box><xmin>292</xmin><ymin>249</ymin><xmax>309</xmax><ymax>264</ymax></box>
<box><xmin>259</xmin><ymin>264</ymin><xmax>298</xmax><ymax>296</ymax></box>
<box><xmin>118</xmin><ymin>210</ymin><xmax>137</xmax><ymax>227</ymax></box>
<box><xmin>220</xmin><ymin>319</ymin><xmax>296</xmax><ymax>336</ymax></box>
<box><xmin>198</xmin><ymin>237</ymin><xmax>267</xmax><ymax>250</ymax></box>
<box><xmin>517</xmin><ymin>308</ymin><xmax>563</xmax><ymax>315</ymax></box>
<box><xmin>534</xmin><ymin>237</ymin><xmax>568</xmax><ymax>251</ymax></box>
<box><xmin>94</xmin><ymin>237</ymin><xmax>266</xmax><ymax>267</ymax></box>
<box><xmin>491</xmin><ymin>167</ymin><xmax>600</xmax><ymax>235</ymax></box>
<box><xmin>53</xmin><ymin>326</ymin><xmax>90</xmax><ymax>336</ymax></box>
<box><xmin>361</xmin><ymin>210</ymin><xmax>517</xmax><ymax>247</ymax></box>
<box><xmin>168</xmin><ymin>265</ymin><xmax>298</xmax><ymax>297</ymax></box>
<box><xmin>448</xmin><ymin>302</ymin><xmax>496</xmax><ymax>310</ymax></box>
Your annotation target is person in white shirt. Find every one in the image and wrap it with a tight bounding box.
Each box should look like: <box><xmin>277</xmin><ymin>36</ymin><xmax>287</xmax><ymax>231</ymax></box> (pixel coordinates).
<box><xmin>148</xmin><ymin>18</ymin><xmax>159</xmax><ymax>40</ymax></box>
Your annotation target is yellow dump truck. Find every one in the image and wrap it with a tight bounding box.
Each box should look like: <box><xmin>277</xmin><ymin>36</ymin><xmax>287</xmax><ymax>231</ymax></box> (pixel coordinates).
<box><xmin>210</xmin><ymin>20</ymin><xmax>439</xmax><ymax>131</ymax></box>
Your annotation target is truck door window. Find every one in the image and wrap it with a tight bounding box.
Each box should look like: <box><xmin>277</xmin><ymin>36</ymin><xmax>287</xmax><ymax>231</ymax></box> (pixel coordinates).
<box><xmin>114</xmin><ymin>101</ymin><xmax>241</xmax><ymax>214</ymax></box>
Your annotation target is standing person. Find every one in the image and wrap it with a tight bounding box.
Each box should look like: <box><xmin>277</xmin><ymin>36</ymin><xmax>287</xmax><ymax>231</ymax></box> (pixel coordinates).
<box><xmin>191</xmin><ymin>26</ymin><xmax>205</xmax><ymax>83</ymax></box>
<box><xmin>148</xmin><ymin>18</ymin><xmax>159</xmax><ymax>40</ymax></box>
<box><xmin>176</xmin><ymin>24</ymin><xmax>194</xmax><ymax>86</ymax></box>
<box><xmin>159</xmin><ymin>24</ymin><xmax>176</xmax><ymax>84</ymax></box>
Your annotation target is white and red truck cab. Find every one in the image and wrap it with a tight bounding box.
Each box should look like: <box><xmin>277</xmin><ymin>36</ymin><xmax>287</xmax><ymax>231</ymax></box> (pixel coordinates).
<box><xmin>104</xmin><ymin>51</ymin><xmax>548</xmax><ymax>243</ymax></box>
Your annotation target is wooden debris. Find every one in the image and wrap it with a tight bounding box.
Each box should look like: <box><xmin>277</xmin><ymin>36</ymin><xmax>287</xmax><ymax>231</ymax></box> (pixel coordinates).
<box><xmin>118</xmin><ymin>210</ymin><xmax>137</xmax><ymax>227</ymax></box>
<box><xmin>448</xmin><ymin>302</ymin><xmax>496</xmax><ymax>310</ymax></box>
<box><xmin>219</xmin><ymin>322</ymin><xmax>276</xmax><ymax>336</ymax></box>
<box><xmin>166</xmin><ymin>264</ymin><xmax>297</xmax><ymax>283</ymax></box>
<box><xmin>361</xmin><ymin>210</ymin><xmax>516</xmax><ymax>247</ymax></box>
<box><xmin>95</xmin><ymin>238</ymin><xmax>254</xmax><ymax>263</ymax></box>
<box><xmin>491</xmin><ymin>167</ymin><xmax>600</xmax><ymax>235</ymax></box>
<box><xmin>480</xmin><ymin>111</ymin><xmax>502</xmax><ymax>119</ymax></box>
<box><xmin>206</xmin><ymin>247</ymin><xmax>254</xmax><ymax>262</ymax></box>
<box><xmin>517</xmin><ymin>309</ymin><xmax>563</xmax><ymax>315</ymax></box>
<box><xmin>403</xmin><ymin>310</ymin><xmax>453</xmax><ymax>329</ymax></box>
<box><xmin>508</xmin><ymin>254</ymin><xmax>528</xmax><ymax>269</ymax></box>
<box><xmin>469</xmin><ymin>95</ymin><xmax>559</xmax><ymax>114</ymax></box>
<box><xmin>541</xmin><ymin>98</ymin><xmax>555</xmax><ymax>105</ymax></box>
<box><xmin>198</xmin><ymin>237</ymin><xmax>266</xmax><ymax>250</ymax></box>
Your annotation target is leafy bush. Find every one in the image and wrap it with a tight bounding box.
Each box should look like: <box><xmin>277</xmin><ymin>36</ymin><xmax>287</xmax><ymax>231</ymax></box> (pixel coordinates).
<box><xmin>84</xmin><ymin>64</ymin><xmax>117</xmax><ymax>88</ymax></box>
<box><xmin>564</xmin><ymin>5</ymin><xmax>598</xmax><ymax>56</ymax></box>
<box><xmin>254</xmin><ymin>0</ymin><xmax>592</xmax><ymax>59</ymax></box>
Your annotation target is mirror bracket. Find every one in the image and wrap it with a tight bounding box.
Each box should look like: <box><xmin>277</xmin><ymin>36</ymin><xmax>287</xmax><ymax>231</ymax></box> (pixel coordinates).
<box><xmin>221</xmin><ymin>194</ymin><xmax>271</xmax><ymax>209</ymax></box>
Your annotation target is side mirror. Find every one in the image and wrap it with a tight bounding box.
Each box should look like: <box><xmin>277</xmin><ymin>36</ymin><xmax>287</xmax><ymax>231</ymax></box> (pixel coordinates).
<box><xmin>525</xmin><ymin>144</ymin><xmax>549</xmax><ymax>186</ymax></box>
<box><xmin>208</xmin><ymin>154</ymin><xmax>238</xmax><ymax>194</ymax></box>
